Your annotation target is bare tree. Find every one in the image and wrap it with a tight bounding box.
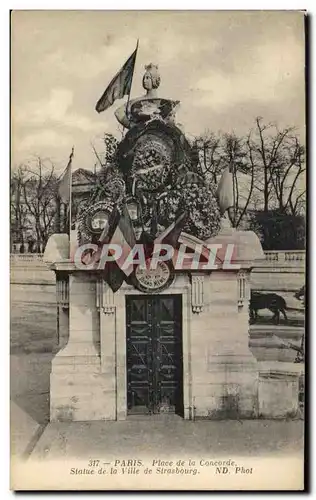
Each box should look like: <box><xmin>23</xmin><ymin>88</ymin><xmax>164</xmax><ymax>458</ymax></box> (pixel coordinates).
<box><xmin>193</xmin><ymin>119</ymin><xmax>305</xmax><ymax>231</ymax></box>
<box><xmin>11</xmin><ymin>157</ymin><xmax>59</xmax><ymax>248</ymax></box>
<box><xmin>10</xmin><ymin>165</ymin><xmax>29</xmax><ymax>246</ymax></box>
<box><xmin>274</xmin><ymin>135</ymin><xmax>306</xmax><ymax>215</ymax></box>
<box><xmin>221</xmin><ymin>132</ymin><xmax>254</xmax><ymax>228</ymax></box>
<box><xmin>24</xmin><ymin>157</ymin><xmax>58</xmax><ymax>245</ymax></box>
<box><xmin>249</xmin><ymin>117</ymin><xmax>305</xmax><ymax>215</ymax></box>
<box><xmin>193</xmin><ymin>131</ymin><xmax>223</xmax><ymax>190</ymax></box>
<box><xmin>193</xmin><ymin>131</ymin><xmax>255</xmax><ymax>228</ymax></box>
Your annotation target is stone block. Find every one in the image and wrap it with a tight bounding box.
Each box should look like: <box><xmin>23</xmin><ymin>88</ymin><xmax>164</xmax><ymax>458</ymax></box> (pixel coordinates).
<box><xmin>43</xmin><ymin>233</ymin><xmax>69</xmax><ymax>264</ymax></box>
<box><xmin>70</xmin><ymin>305</ymin><xmax>96</xmax><ymax>322</ymax></box>
<box><xmin>50</xmin><ymin>372</ymin><xmax>116</xmax><ymax>421</ymax></box>
<box><xmin>193</xmin><ymin>389</ymin><xmax>258</xmax><ymax>419</ymax></box>
<box><xmin>258</xmin><ymin>371</ymin><xmax>299</xmax><ymax>418</ymax></box>
<box><xmin>193</xmin><ymin>396</ymin><xmax>220</xmax><ymax>418</ymax></box>
<box><xmin>69</xmin><ymin>290</ymin><xmax>96</xmax><ymax>307</ymax></box>
<box><xmin>52</xmin><ymin>363</ymin><xmax>102</xmax><ymax>374</ymax></box>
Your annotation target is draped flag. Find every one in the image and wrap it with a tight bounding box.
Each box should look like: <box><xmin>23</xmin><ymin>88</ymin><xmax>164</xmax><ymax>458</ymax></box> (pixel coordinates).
<box><xmin>58</xmin><ymin>148</ymin><xmax>74</xmax><ymax>204</ymax></box>
<box><xmin>154</xmin><ymin>212</ymin><xmax>187</xmax><ymax>247</ymax></box>
<box><xmin>135</xmin><ymin>212</ymin><xmax>187</xmax><ymax>263</ymax></box>
<box><xmin>57</xmin><ymin>147</ymin><xmax>74</xmax><ymax>237</ymax></box>
<box><xmin>95</xmin><ymin>44</ymin><xmax>138</xmax><ymax>113</ymax></box>
<box><xmin>216</xmin><ymin>166</ymin><xmax>234</xmax><ymax>215</ymax></box>
<box><xmin>98</xmin><ymin>204</ymin><xmax>136</xmax><ymax>292</ymax></box>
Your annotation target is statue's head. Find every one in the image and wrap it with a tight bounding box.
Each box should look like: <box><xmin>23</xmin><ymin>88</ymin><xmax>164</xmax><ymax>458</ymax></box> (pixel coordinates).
<box><xmin>142</xmin><ymin>63</ymin><xmax>161</xmax><ymax>91</ymax></box>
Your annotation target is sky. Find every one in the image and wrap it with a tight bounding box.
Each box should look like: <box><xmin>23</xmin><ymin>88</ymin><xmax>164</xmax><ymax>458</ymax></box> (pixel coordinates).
<box><xmin>11</xmin><ymin>10</ymin><xmax>306</xmax><ymax>174</ymax></box>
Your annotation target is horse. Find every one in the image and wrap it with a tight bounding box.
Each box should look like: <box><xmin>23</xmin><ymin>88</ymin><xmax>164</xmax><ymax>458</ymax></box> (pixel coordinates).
<box><xmin>250</xmin><ymin>291</ymin><xmax>288</xmax><ymax>324</ymax></box>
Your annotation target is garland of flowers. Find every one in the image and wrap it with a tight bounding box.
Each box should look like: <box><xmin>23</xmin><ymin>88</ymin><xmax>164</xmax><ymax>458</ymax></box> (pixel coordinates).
<box><xmin>158</xmin><ymin>181</ymin><xmax>221</xmax><ymax>240</ymax></box>
<box><xmin>77</xmin><ymin>130</ymin><xmax>222</xmax><ymax>243</ymax></box>
<box><xmin>104</xmin><ymin>134</ymin><xmax>119</xmax><ymax>165</ymax></box>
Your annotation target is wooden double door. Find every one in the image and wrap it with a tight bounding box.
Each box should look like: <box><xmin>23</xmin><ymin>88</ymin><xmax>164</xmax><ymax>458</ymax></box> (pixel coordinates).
<box><xmin>126</xmin><ymin>295</ymin><xmax>183</xmax><ymax>415</ymax></box>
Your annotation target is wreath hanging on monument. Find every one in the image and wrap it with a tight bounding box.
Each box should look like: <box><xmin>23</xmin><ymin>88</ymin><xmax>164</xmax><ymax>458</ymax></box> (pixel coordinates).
<box><xmin>114</xmin><ymin>119</ymin><xmax>222</xmax><ymax>240</ymax></box>
<box><xmin>76</xmin><ymin>114</ymin><xmax>222</xmax><ymax>245</ymax></box>
<box><xmin>158</xmin><ymin>181</ymin><xmax>221</xmax><ymax>240</ymax></box>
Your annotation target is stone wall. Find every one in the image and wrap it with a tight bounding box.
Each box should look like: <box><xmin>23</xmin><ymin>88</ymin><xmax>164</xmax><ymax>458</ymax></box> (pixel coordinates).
<box><xmin>49</xmin><ymin>269</ymin><xmax>262</xmax><ymax>421</ymax></box>
<box><xmin>10</xmin><ymin>249</ymin><xmax>303</xmax><ymax>421</ymax></box>
<box><xmin>251</xmin><ymin>250</ymin><xmax>305</xmax><ymax>292</ymax></box>
<box><xmin>10</xmin><ymin>253</ymin><xmax>56</xmax><ymax>304</ymax></box>
<box><xmin>189</xmin><ymin>271</ymin><xmax>258</xmax><ymax>419</ymax></box>
<box><xmin>10</xmin><ymin>250</ymin><xmax>306</xmax><ymax>292</ymax></box>
<box><xmin>10</xmin><ymin>251</ymin><xmax>305</xmax><ymax>362</ymax></box>
<box><xmin>49</xmin><ymin>269</ymin><xmax>302</xmax><ymax>421</ymax></box>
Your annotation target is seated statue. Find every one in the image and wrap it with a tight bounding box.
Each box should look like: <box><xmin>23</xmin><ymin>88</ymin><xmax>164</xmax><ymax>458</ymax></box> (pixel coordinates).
<box><xmin>77</xmin><ymin>62</ymin><xmax>233</xmax><ymax>247</ymax></box>
<box><xmin>114</xmin><ymin>63</ymin><xmax>179</xmax><ymax>129</ymax></box>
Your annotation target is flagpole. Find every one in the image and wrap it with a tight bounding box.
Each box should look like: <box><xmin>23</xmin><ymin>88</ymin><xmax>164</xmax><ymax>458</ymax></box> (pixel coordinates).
<box><xmin>125</xmin><ymin>39</ymin><xmax>139</xmax><ymax>132</ymax></box>
<box><xmin>232</xmin><ymin>162</ymin><xmax>236</xmax><ymax>228</ymax></box>
<box><xmin>69</xmin><ymin>147</ymin><xmax>74</xmax><ymax>240</ymax></box>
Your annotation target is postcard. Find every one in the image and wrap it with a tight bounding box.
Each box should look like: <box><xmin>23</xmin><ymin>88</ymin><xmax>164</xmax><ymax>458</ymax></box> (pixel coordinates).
<box><xmin>10</xmin><ymin>10</ymin><xmax>306</xmax><ymax>491</ymax></box>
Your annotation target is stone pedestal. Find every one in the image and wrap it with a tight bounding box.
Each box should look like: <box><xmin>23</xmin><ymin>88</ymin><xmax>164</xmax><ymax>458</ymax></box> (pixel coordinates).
<box><xmin>189</xmin><ymin>270</ymin><xmax>259</xmax><ymax>419</ymax></box>
<box><xmin>43</xmin><ymin>229</ymin><xmax>300</xmax><ymax>422</ymax></box>
<box><xmin>187</xmin><ymin>228</ymin><xmax>263</xmax><ymax>419</ymax></box>
<box><xmin>258</xmin><ymin>363</ymin><xmax>303</xmax><ymax>418</ymax></box>
<box><xmin>57</xmin><ymin>305</ymin><xmax>69</xmax><ymax>350</ymax></box>
<box><xmin>50</xmin><ymin>272</ymin><xmax>116</xmax><ymax>421</ymax></box>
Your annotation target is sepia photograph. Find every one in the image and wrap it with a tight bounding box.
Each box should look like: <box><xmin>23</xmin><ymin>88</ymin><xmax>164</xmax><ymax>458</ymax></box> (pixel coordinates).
<box><xmin>10</xmin><ymin>9</ymin><xmax>306</xmax><ymax>491</ymax></box>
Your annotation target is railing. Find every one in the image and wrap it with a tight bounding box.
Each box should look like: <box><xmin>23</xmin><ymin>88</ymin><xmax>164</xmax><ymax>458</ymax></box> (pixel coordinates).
<box><xmin>264</xmin><ymin>251</ymin><xmax>279</xmax><ymax>262</ymax></box>
<box><xmin>263</xmin><ymin>250</ymin><xmax>305</xmax><ymax>264</ymax></box>
<box><xmin>284</xmin><ymin>251</ymin><xmax>306</xmax><ymax>262</ymax></box>
<box><xmin>10</xmin><ymin>253</ymin><xmax>44</xmax><ymax>263</ymax></box>
<box><xmin>10</xmin><ymin>250</ymin><xmax>306</xmax><ymax>264</ymax></box>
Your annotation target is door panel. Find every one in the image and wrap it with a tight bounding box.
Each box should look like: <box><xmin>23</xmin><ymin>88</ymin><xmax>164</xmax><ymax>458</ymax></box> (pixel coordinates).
<box><xmin>126</xmin><ymin>295</ymin><xmax>183</xmax><ymax>415</ymax></box>
<box><xmin>127</xmin><ymin>297</ymin><xmax>153</xmax><ymax>413</ymax></box>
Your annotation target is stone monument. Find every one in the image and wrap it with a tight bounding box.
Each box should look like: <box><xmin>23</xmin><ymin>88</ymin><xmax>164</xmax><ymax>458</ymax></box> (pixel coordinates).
<box><xmin>44</xmin><ymin>64</ymin><xmax>299</xmax><ymax>421</ymax></box>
